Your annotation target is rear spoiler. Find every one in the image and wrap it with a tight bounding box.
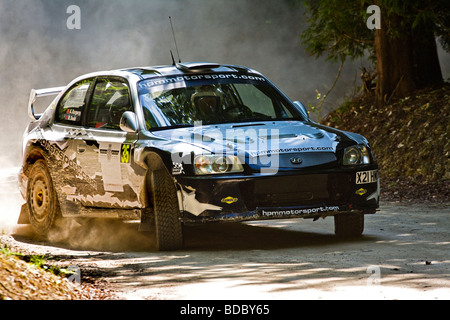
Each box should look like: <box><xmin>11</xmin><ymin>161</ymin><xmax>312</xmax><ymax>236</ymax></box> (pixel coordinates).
<box><xmin>28</xmin><ymin>86</ymin><xmax>66</xmax><ymax>120</ymax></box>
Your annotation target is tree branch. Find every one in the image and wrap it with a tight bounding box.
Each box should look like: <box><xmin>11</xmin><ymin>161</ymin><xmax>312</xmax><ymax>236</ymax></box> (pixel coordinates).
<box><xmin>313</xmin><ymin>59</ymin><xmax>345</xmax><ymax>120</ymax></box>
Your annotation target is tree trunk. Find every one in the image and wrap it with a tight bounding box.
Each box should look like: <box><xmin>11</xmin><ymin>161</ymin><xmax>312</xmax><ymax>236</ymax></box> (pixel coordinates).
<box><xmin>412</xmin><ymin>25</ymin><xmax>443</xmax><ymax>88</ymax></box>
<box><xmin>375</xmin><ymin>12</ymin><xmax>416</xmax><ymax>106</ymax></box>
<box><xmin>374</xmin><ymin>10</ymin><xmax>443</xmax><ymax>106</ymax></box>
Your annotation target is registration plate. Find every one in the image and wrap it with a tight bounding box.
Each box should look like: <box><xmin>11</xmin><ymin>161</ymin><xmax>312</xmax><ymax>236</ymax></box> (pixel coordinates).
<box><xmin>356</xmin><ymin>170</ymin><xmax>378</xmax><ymax>184</ymax></box>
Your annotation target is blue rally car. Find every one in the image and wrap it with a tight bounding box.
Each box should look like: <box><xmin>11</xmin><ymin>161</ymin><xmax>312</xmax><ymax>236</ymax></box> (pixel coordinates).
<box><xmin>18</xmin><ymin>62</ymin><xmax>379</xmax><ymax>250</ymax></box>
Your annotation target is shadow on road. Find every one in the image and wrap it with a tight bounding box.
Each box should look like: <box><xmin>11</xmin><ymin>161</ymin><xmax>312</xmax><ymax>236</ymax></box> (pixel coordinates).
<box><xmin>11</xmin><ymin>217</ymin><xmax>375</xmax><ymax>253</ymax></box>
<box><xmin>183</xmin><ymin>222</ymin><xmax>376</xmax><ymax>251</ymax></box>
<box><xmin>3</xmin><ymin>202</ymin><xmax>449</xmax><ymax>299</ymax></box>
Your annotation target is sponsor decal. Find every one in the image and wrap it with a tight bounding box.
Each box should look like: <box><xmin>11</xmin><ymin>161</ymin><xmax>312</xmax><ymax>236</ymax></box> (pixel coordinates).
<box><xmin>172</xmin><ymin>162</ymin><xmax>184</xmax><ymax>175</ymax></box>
<box><xmin>139</xmin><ymin>73</ymin><xmax>267</xmax><ymax>90</ymax></box>
<box><xmin>37</xmin><ymin>138</ymin><xmax>96</xmax><ymax>185</ymax></box>
<box><xmin>355</xmin><ymin>188</ymin><xmax>367</xmax><ymax>196</ymax></box>
<box><xmin>251</xmin><ymin>146</ymin><xmax>334</xmax><ymax>157</ymax></box>
<box><xmin>260</xmin><ymin>205</ymin><xmax>340</xmax><ymax>217</ymax></box>
<box><xmin>221</xmin><ymin>196</ymin><xmax>238</xmax><ymax>205</ymax></box>
<box><xmin>64</xmin><ymin>108</ymin><xmax>82</xmax><ymax>122</ymax></box>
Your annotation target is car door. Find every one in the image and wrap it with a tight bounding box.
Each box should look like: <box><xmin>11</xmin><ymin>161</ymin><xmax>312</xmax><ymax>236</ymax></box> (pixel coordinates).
<box><xmin>51</xmin><ymin>78</ymin><xmax>97</xmax><ymax>214</ymax></box>
<box><xmin>73</xmin><ymin>76</ymin><xmax>142</xmax><ymax>209</ymax></box>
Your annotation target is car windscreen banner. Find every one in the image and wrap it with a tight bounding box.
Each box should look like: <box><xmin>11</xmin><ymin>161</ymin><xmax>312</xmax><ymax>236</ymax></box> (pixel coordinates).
<box><xmin>138</xmin><ymin>72</ymin><xmax>267</xmax><ymax>94</ymax></box>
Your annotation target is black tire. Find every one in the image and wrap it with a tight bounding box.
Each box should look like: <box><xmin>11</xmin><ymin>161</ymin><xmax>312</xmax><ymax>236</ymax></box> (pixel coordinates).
<box><xmin>334</xmin><ymin>212</ymin><xmax>364</xmax><ymax>237</ymax></box>
<box><xmin>27</xmin><ymin>160</ymin><xmax>60</xmax><ymax>237</ymax></box>
<box><xmin>150</xmin><ymin>169</ymin><xmax>183</xmax><ymax>251</ymax></box>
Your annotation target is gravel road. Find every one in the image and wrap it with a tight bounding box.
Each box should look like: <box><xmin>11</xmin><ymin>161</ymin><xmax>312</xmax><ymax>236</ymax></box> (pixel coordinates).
<box><xmin>1</xmin><ymin>167</ymin><xmax>449</xmax><ymax>300</ymax></box>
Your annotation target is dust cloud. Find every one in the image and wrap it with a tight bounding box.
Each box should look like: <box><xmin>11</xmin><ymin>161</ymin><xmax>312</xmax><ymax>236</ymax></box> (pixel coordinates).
<box><xmin>45</xmin><ymin>218</ymin><xmax>155</xmax><ymax>252</ymax></box>
<box><xmin>0</xmin><ymin>164</ymin><xmax>21</xmax><ymax>235</ymax></box>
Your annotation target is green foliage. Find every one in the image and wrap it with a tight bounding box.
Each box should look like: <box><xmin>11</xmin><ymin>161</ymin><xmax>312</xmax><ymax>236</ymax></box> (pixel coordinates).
<box><xmin>297</xmin><ymin>0</ymin><xmax>450</xmax><ymax>62</ymax></box>
<box><xmin>306</xmin><ymin>89</ymin><xmax>324</xmax><ymax>120</ymax></box>
<box><xmin>300</xmin><ymin>0</ymin><xmax>373</xmax><ymax>63</ymax></box>
<box><xmin>0</xmin><ymin>245</ymin><xmax>71</xmax><ymax>277</ymax></box>
<box><xmin>0</xmin><ymin>245</ymin><xmax>21</xmax><ymax>257</ymax></box>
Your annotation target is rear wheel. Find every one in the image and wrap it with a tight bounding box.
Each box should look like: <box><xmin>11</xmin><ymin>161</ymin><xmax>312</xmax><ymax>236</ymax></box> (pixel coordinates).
<box><xmin>150</xmin><ymin>169</ymin><xmax>183</xmax><ymax>251</ymax></box>
<box><xmin>334</xmin><ymin>212</ymin><xmax>364</xmax><ymax>237</ymax></box>
<box><xmin>27</xmin><ymin>160</ymin><xmax>60</xmax><ymax>237</ymax></box>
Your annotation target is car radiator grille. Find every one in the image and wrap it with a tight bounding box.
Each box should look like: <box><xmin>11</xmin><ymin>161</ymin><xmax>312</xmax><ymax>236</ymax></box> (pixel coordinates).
<box><xmin>240</xmin><ymin>173</ymin><xmax>351</xmax><ymax>209</ymax></box>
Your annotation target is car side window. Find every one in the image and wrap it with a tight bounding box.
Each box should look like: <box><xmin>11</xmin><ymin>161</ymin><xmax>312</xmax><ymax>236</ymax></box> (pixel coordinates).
<box><xmin>56</xmin><ymin>80</ymin><xmax>92</xmax><ymax>125</ymax></box>
<box><xmin>86</xmin><ymin>78</ymin><xmax>133</xmax><ymax>130</ymax></box>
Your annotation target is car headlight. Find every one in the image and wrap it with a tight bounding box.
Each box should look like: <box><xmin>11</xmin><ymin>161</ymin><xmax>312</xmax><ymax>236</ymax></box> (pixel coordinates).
<box><xmin>343</xmin><ymin>145</ymin><xmax>371</xmax><ymax>165</ymax></box>
<box><xmin>194</xmin><ymin>155</ymin><xmax>244</xmax><ymax>175</ymax></box>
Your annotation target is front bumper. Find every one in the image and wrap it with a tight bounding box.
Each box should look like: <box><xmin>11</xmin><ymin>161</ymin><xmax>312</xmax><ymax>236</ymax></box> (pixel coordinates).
<box><xmin>176</xmin><ymin>165</ymin><xmax>379</xmax><ymax>223</ymax></box>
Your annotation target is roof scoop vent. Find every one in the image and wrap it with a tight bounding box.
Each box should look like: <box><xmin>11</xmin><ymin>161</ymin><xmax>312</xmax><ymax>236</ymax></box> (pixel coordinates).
<box><xmin>176</xmin><ymin>62</ymin><xmax>220</xmax><ymax>72</ymax></box>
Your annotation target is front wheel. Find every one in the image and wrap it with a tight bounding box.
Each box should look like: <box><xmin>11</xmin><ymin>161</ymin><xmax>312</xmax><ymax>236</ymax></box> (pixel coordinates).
<box><xmin>334</xmin><ymin>212</ymin><xmax>364</xmax><ymax>237</ymax></box>
<box><xmin>26</xmin><ymin>160</ymin><xmax>60</xmax><ymax>237</ymax></box>
<box><xmin>150</xmin><ymin>169</ymin><xmax>183</xmax><ymax>251</ymax></box>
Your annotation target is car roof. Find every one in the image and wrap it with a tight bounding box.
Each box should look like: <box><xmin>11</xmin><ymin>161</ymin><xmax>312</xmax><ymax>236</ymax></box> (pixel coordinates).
<box><xmin>79</xmin><ymin>62</ymin><xmax>263</xmax><ymax>81</ymax></box>
<box><xmin>122</xmin><ymin>62</ymin><xmax>262</xmax><ymax>80</ymax></box>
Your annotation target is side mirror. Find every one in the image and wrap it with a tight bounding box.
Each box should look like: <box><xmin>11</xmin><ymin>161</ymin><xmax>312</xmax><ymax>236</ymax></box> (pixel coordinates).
<box><xmin>293</xmin><ymin>101</ymin><xmax>310</xmax><ymax>121</ymax></box>
<box><xmin>120</xmin><ymin>111</ymin><xmax>138</xmax><ymax>133</ymax></box>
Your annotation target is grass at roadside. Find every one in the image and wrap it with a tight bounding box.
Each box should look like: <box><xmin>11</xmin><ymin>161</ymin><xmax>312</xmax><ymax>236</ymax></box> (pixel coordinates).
<box><xmin>0</xmin><ymin>245</ymin><xmax>84</xmax><ymax>300</ymax></box>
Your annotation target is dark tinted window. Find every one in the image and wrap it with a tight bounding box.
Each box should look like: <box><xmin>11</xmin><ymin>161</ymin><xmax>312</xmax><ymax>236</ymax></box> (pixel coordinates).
<box><xmin>86</xmin><ymin>78</ymin><xmax>133</xmax><ymax>130</ymax></box>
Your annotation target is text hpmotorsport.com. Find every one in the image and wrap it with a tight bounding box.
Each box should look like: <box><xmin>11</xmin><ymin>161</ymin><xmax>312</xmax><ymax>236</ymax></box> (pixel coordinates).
<box><xmin>139</xmin><ymin>73</ymin><xmax>267</xmax><ymax>89</ymax></box>
<box><xmin>261</xmin><ymin>206</ymin><xmax>340</xmax><ymax>217</ymax></box>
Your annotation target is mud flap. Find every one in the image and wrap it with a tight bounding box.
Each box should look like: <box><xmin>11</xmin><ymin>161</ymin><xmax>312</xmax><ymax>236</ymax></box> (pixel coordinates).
<box><xmin>17</xmin><ymin>204</ymin><xmax>30</xmax><ymax>224</ymax></box>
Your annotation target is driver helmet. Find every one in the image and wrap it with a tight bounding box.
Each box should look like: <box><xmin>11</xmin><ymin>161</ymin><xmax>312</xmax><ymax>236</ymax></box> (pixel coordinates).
<box><xmin>191</xmin><ymin>85</ymin><xmax>223</xmax><ymax>116</ymax></box>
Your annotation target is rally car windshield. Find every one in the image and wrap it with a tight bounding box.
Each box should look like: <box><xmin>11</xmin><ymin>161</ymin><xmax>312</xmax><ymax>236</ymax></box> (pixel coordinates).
<box><xmin>138</xmin><ymin>73</ymin><xmax>304</xmax><ymax>130</ymax></box>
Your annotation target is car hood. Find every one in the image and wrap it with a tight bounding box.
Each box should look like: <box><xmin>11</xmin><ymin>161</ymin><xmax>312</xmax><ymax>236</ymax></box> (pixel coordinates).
<box><xmin>151</xmin><ymin>121</ymin><xmax>363</xmax><ymax>164</ymax></box>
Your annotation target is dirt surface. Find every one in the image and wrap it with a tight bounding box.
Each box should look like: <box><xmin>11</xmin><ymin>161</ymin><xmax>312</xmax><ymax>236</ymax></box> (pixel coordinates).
<box><xmin>1</xmin><ymin>198</ymin><xmax>449</xmax><ymax>300</ymax></box>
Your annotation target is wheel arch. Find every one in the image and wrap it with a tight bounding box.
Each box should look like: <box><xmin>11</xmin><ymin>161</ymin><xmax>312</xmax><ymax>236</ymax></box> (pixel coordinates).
<box><xmin>142</xmin><ymin>148</ymin><xmax>173</xmax><ymax>173</ymax></box>
<box><xmin>138</xmin><ymin>147</ymin><xmax>176</xmax><ymax>207</ymax></box>
<box><xmin>23</xmin><ymin>145</ymin><xmax>48</xmax><ymax>176</ymax></box>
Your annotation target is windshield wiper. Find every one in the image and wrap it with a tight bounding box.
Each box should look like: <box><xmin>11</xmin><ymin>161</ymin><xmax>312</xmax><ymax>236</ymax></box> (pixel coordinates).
<box><xmin>229</xmin><ymin>117</ymin><xmax>305</xmax><ymax>127</ymax></box>
<box><xmin>232</xmin><ymin>123</ymin><xmax>266</xmax><ymax>128</ymax></box>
